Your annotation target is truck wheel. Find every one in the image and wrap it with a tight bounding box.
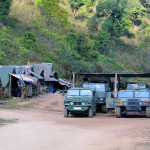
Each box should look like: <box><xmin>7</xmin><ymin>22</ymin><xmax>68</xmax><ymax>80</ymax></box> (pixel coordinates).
<box><xmin>102</xmin><ymin>105</ymin><xmax>108</xmax><ymax>113</ymax></box>
<box><xmin>89</xmin><ymin>107</ymin><xmax>93</xmax><ymax>118</ymax></box>
<box><xmin>116</xmin><ymin>106</ymin><xmax>122</xmax><ymax>118</ymax></box>
<box><xmin>64</xmin><ymin>107</ymin><xmax>69</xmax><ymax>117</ymax></box>
<box><xmin>146</xmin><ymin>107</ymin><xmax>150</xmax><ymax>118</ymax></box>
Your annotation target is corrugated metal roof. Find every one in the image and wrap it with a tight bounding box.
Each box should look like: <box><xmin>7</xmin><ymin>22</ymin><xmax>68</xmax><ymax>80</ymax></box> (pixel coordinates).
<box><xmin>59</xmin><ymin>78</ymin><xmax>72</xmax><ymax>87</ymax></box>
<box><xmin>10</xmin><ymin>74</ymin><xmax>37</xmax><ymax>85</ymax></box>
<box><xmin>10</xmin><ymin>74</ymin><xmax>33</xmax><ymax>83</ymax></box>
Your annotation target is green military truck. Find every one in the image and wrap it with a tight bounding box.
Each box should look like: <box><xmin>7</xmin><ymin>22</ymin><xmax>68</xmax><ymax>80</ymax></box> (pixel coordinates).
<box><xmin>83</xmin><ymin>82</ymin><xmax>111</xmax><ymax>112</ymax></box>
<box><xmin>116</xmin><ymin>90</ymin><xmax>150</xmax><ymax>118</ymax></box>
<box><xmin>64</xmin><ymin>88</ymin><xmax>97</xmax><ymax>118</ymax></box>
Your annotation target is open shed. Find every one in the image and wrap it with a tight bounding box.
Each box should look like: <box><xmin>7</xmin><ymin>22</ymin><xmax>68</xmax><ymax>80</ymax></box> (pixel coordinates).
<box><xmin>73</xmin><ymin>72</ymin><xmax>150</xmax><ymax>92</ymax></box>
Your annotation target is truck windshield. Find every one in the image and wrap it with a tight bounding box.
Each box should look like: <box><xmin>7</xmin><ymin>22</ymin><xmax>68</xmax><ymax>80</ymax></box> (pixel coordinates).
<box><xmin>67</xmin><ymin>90</ymin><xmax>79</xmax><ymax>96</ymax></box>
<box><xmin>83</xmin><ymin>83</ymin><xmax>105</xmax><ymax>91</ymax></box>
<box><xmin>135</xmin><ymin>91</ymin><xmax>149</xmax><ymax>97</ymax></box>
<box><xmin>139</xmin><ymin>83</ymin><xmax>147</xmax><ymax>89</ymax></box>
<box><xmin>119</xmin><ymin>91</ymin><xmax>134</xmax><ymax>98</ymax></box>
<box><xmin>127</xmin><ymin>83</ymin><xmax>139</xmax><ymax>90</ymax></box>
<box><xmin>80</xmin><ymin>90</ymin><xmax>92</xmax><ymax>96</ymax></box>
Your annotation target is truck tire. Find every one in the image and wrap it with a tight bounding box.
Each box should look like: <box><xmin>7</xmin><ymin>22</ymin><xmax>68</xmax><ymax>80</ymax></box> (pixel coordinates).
<box><xmin>116</xmin><ymin>106</ymin><xmax>122</xmax><ymax>118</ymax></box>
<box><xmin>89</xmin><ymin>107</ymin><xmax>93</xmax><ymax>118</ymax></box>
<box><xmin>64</xmin><ymin>107</ymin><xmax>69</xmax><ymax>117</ymax></box>
<box><xmin>102</xmin><ymin>105</ymin><xmax>108</xmax><ymax>113</ymax></box>
<box><xmin>146</xmin><ymin>107</ymin><xmax>150</xmax><ymax>118</ymax></box>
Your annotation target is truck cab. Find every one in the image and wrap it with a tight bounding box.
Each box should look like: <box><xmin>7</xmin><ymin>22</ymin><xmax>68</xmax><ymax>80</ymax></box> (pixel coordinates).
<box><xmin>64</xmin><ymin>88</ymin><xmax>97</xmax><ymax>118</ymax></box>
<box><xmin>83</xmin><ymin>82</ymin><xmax>110</xmax><ymax>112</ymax></box>
<box><xmin>116</xmin><ymin>90</ymin><xmax>150</xmax><ymax>118</ymax></box>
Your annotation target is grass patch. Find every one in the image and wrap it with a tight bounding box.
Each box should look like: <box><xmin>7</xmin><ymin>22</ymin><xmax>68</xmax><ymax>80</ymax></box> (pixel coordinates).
<box><xmin>0</xmin><ymin>119</ymin><xmax>18</xmax><ymax>127</ymax></box>
<box><xmin>0</xmin><ymin>98</ymin><xmax>38</xmax><ymax>109</ymax></box>
<box><xmin>50</xmin><ymin>102</ymin><xmax>58</xmax><ymax>106</ymax></box>
<box><xmin>137</xmin><ymin>142</ymin><xmax>150</xmax><ymax>147</ymax></box>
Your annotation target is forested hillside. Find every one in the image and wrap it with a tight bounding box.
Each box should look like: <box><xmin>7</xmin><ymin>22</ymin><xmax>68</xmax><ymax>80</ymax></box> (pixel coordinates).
<box><xmin>0</xmin><ymin>0</ymin><xmax>150</xmax><ymax>79</ymax></box>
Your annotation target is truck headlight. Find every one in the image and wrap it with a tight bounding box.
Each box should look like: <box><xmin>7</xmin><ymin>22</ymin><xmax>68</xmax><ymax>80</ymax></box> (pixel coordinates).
<box><xmin>82</xmin><ymin>102</ymin><xmax>85</xmax><ymax>105</ymax></box>
<box><xmin>70</xmin><ymin>102</ymin><xmax>73</xmax><ymax>105</ymax></box>
<box><xmin>139</xmin><ymin>101</ymin><xmax>143</xmax><ymax>105</ymax></box>
<box><xmin>123</xmin><ymin>101</ymin><xmax>127</xmax><ymax>106</ymax></box>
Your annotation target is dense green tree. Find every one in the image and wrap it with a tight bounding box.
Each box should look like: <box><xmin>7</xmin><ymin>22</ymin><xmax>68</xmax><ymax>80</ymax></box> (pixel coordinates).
<box><xmin>94</xmin><ymin>30</ymin><xmax>111</xmax><ymax>52</ymax></box>
<box><xmin>96</xmin><ymin>0</ymin><xmax>146</xmax><ymax>37</ymax></box>
<box><xmin>23</xmin><ymin>32</ymin><xmax>37</xmax><ymax>50</ymax></box>
<box><xmin>75</xmin><ymin>33</ymin><xmax>90</xmax><ymax>57</ymax></box>
<box><xmin>0</xmin><ymin>0</ymin><xmax>12</xmax><ymax>24</ymax></box>
<box><xmin>66</xmin><ymin>33</ymin><xmax>77</xmax><ymax>50</ymax></box>
<box><xmin>88</xmin><ymin>15</ymin><xmax>98</xmax><ymax>32</ymax></box>
<box><xmin>86</xmin><ymin>50</ymin><xmax>99</xmax><ymax>62</ymax></box>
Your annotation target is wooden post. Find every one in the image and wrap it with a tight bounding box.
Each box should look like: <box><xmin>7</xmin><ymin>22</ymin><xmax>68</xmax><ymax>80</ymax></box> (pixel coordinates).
<box><xmin>9</xmin><ymin>74</ymin><xmax>12</xmax><ymax>98</ymax></box>
<box><xmin>73</xmin><ymin>72</ymin><xmax>75</xmax><ymax>88</ymax></box>
<box><xmin>76</xmin><ymin>74</ymin><xmax>79</xmax><ymax>87</ymax></box>
<box><xmin>118</xmin><ymin>75</ymin><xmax>120</xmax><ymax>91</ymax></box>
<box><xmin>114</xmin><ymin>74</ymin><xmax>118</xmax><ymax>98</ymax></box>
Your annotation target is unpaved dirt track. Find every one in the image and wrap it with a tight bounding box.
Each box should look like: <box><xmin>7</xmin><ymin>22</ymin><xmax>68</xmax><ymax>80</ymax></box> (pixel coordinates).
<box><xmin>0</xmin><ymin>93</ymin><xmax>150</xmax><ymax>150</ymax></box>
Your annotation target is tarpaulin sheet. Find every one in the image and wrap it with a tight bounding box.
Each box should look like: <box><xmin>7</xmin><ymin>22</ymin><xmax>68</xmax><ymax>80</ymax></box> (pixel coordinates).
<box><xmin>44</xmin><ymin>63</ymin><xmax>53</xmax><ymax>81</ymax></box>
<box><xmin>10</xmin><ymin>74</ymin><xmax>37</xmax><ymax>86</ymax></box>
<box><xmin>24</xmin><ymin>65</ymin><xmax>32</xmax><ymax>75</ymax></box>
<box><xmin>0</xmin><ymin>66</ymin><xmax>15</xmax><ymax>88</ymax></box>
<box><xmin>15</xmin><ymin>66</ymin><xmax>25</xmax><ymax>74</ymax></box>
<box><xmin>59</xmin><ymin>78</ymin><xmax>72</xmax><ymax>87</ymax></box>
<box><xmin>30</xmin><ymin>71</ymin><xmax>43</xmax><ymax>79</ymax></box>
<box><xmin>33</xmin><ymin>64</ymin><xmax>43</xmax><ymax>75</ymax></box>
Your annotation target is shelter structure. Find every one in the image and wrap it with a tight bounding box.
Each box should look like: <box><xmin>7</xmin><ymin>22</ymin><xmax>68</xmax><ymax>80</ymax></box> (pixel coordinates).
<box><xmin>9</xmin><ymin>65</ymin><xmax>38</xmax><ymax>98</ymax></box>
<box><xmin>73</xmin><ymin>72</ymin><xmax>150</xmax><ymax>93</ymax></box>
<box><xmin>0</xmin><ymin>66</ymin><xmax>15</xmax><ymax>98</ymax></box>
<box><xmin>57</xmin><ymin>78</ymin><xmax>72</xmax><ymax>90</ymax></box>
<box><xmin>28</xmin><ymin>62</ymin><xmax>59</xmax><ymax>93</ymax></box>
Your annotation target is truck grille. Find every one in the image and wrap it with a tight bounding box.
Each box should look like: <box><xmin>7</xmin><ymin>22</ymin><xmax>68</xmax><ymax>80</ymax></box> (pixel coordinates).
<box><xmin>74</xmin><ymin>102</ymin><xmax>82</xmax><ymax>105</ymax></box>
<box><xmin>127</xmin><ymin>99</ymin><xmax>139</xmax><ymax>111</ymax></box>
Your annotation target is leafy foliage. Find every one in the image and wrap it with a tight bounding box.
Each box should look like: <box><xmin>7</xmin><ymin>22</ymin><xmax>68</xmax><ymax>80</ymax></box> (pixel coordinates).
<box><xmin>36</xmin><ymin>0</ymin><xmax>68</xmax><ymax>25</ymax></box>
<box><xmin>0</xmin><ymin>0</ymin><xmax>12</xmax><ymax>24</ymax></box>
<box><xmin>69</xmin><ymin>0</ymin><xmax>85</xmax><ymax>10</ymax></box>
<box><xmin>88</xmin><ymin>15</ymin><xmax>98</xmax><ymax>32</ymax></box>
<box><xmin>96</xmin><ymin>0</ymin><xmax>146</xmax><ymax>37</ymax></box>
<box><xmin>1</xmin><ymin>0</ymin><xmax>150</xmax><ymax>80</ymax></box>
<box><xmin>94</xmin><ymin>30</ymin><xmax>111</xmax><ymax>52</ymax></box>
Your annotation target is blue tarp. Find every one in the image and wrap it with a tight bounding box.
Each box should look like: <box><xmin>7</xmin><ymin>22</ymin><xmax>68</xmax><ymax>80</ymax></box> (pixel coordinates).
<box><xmin>30</xmin><ymin>71</ymin><xmax>44</xmax><ymax>79</ymax></box>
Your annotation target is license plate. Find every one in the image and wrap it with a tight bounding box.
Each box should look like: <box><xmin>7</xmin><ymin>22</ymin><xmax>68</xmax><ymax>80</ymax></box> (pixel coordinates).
<box><xmin>73</xmin><ymin>107</ymin><xmax>81</xmax><ymax>110</ymax></box>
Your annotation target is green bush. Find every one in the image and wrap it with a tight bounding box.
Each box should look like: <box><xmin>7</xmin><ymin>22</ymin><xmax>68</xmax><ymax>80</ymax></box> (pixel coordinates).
<box><xmin>94</xmin><ymin>30</ymin><xmax>111</xmax><ymax>52</ymax></box>
<box><xmin>0</xmin><ymin>0</ymin><xmax>12</xmax><ymax>24</ymax></box>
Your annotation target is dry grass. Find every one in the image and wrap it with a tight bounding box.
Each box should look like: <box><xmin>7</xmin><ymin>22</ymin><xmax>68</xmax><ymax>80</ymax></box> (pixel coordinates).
<box><xmin>142</xmin><ymin>16</ymin><xmax>150</xmax><ymax>25</ymax></box>
<box><xmin>59</xmin><ymin>0</ymin><xmax>89</xmax><ymax>33</ymax></box>
<box><xmin>10</xmin><ymin>0</ymin><xmax>44</xmax><ymax>26</ymax></box>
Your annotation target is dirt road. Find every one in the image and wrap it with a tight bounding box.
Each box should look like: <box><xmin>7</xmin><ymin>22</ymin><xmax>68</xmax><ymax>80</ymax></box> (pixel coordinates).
<box><xmin>0</xmin><ymin>93</ymin><xmax>150</xmax><ymax>150</ymax></box>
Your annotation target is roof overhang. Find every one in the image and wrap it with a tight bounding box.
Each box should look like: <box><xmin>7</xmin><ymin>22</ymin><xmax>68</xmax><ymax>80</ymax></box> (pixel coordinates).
<box><xmin>73</xmin><ymin>72</ymin><xmax>150</xmax><ymax>78</ymax></box>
